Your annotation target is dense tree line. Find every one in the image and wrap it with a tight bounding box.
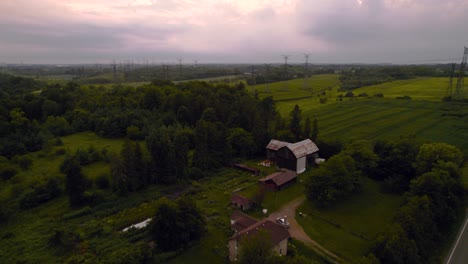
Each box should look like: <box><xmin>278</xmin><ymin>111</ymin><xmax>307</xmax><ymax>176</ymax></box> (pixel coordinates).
<box><xmin>370</xmin><ymin>143</ymin><xmax>464</xmax><ymax>263</ymax></box>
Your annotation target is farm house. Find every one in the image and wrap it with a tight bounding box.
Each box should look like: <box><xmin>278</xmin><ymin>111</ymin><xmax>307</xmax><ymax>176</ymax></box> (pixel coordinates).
<box><xmin>266</xmin><ymin>139</ymin><xmax>319</xmax><ymax>174</ymax></box>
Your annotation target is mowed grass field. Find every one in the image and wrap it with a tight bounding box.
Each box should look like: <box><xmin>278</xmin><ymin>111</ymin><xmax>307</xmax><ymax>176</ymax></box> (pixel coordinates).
<box><xmin>297</xmin><ymin>178</ymin><xmax>403</xmax><ymax>262</ymax></box>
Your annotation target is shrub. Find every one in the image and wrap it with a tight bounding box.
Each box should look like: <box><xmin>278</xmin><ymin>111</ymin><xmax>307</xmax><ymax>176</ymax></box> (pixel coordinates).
<box><xmin>374</xmin><ymin>93</ymin><xmax>384</xmax><ymax>98</ymax></box>
<box><xmin>55</xmin><ymin>148</ymin><xmax>66</xmax><ymax>156</ymax></box>
<box><xmin>19</xmin><ymin>177</ymin><xmax>62</xmax><ymax>209</ymax></box>
<box><xmin>0</xmin><ymin>166</ymin><xmax>18</xmax><ymax>181</ymax></box>
<box><xmin>95</xmin><ymin>174</ymin><xmax>110</xmax><ymax>189</ymax></box>
<box><xmin>319</xmin><ymin>97</ymin><xmax>327</xmax><ymax>104</ymax></box>
<box><xmin>396</xmin><ymin>95</ymin><xmax>412</xmax><ymax>100</ymax></box>
<box><xmin>18</xmin><ymin>156</ymin><xmax>33</xmax><ymax>170</ymax></box>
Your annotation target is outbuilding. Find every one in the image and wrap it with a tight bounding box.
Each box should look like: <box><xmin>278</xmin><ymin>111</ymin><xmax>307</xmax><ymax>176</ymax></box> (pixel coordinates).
<box><xmin>266</xmin><ymin>139</ymin><xmax>319</xmax><ymax>174</ymax></box>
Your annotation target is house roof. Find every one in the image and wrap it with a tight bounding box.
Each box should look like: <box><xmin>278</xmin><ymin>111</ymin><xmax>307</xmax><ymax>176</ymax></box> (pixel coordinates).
<box><xmin>258</xmin><ymin>169</ymin><xmax>297</xmax><ymax>187</ymax></box>
<box><xmin>285</xmin><ymin>139</ymin><xmax>319</xmax><ymax>158</ymax></box>
<box><xmin>266</xmin><ymin>139</ymin><xmax>290</xmax><ymax>151</ymax></box>
<box><xmin>230</xmin><ymin>219</ymin><xmax>291</xmax><ymax>245</ymax></box>
<box><xmin>231</xmin><ymin>194</ymin><xmax>251</xmax><ymax>206</ymax></box>
<box><xmin>231</xmin><ymin>211</ymin><xmax>258</xmax><ymax>232</ymax></box>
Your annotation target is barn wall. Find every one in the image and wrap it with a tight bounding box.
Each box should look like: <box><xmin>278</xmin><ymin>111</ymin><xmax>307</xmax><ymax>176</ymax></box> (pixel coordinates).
<box><xmin>296</xmin><ymin>156</ymin><xmax>306</xmax><ymax>174</ymax></box>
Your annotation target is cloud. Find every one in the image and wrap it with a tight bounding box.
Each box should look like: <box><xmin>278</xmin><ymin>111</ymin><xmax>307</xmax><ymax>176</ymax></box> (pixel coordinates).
<box><xmin>0</xmin><ymin>0</ymin><xmax>467</xmax><ymax>63</ymax></box>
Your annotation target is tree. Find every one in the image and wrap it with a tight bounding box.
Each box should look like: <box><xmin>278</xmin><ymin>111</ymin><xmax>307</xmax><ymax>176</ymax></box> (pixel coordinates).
<box><xmin>373</xmin><ymin>224</ymin><xmax>421</xmax><ymax>264</ymax></box>
<box><xmin>416</xmin><ymin>143</ymin><xmax>463</xmax><ymax>174</ymax></box>
<box><xmin>311</xmin><ymin>117</ymin><xmax>318</xmax><ymax>141</ymax></box>
<box><xmin>303</xmin><ymin>117</ymin><xmax>311</xmax><ymax>139</ymax></box>
<box><xmin>228</xmin><ymin>128</ymin><xmax>255</xmax><ymax>158</ymax></box>
<box><xmin>238</xmin><ymin>230</ymin><xmax>274</xmax><ymax>264</ymax></box>
<box><xmin>304</xmin><ymin>153</ymin><xmax>361</xmax><ymax>207</ymax></box>
<box><xmin>289</xmin><ymin>105</ymin><xmax>302</xmax><ymax>141</ymax></box>
<box><xmin>150</xmin><ymin>197</ymin><xmax>206</xmax><ymax>251</ymax></box>
<box><xmin>342</xmin><ymin>140</ymin><xmax>378</xmax><ymax>176</ymax></box>
<box><xmin>60</xmin><ymin>155</ymin><xmax>88</xmax><ymax>206</ymax></box>
<box><xmin>110</xmin><ymin>155</ymin><xmax>129</xmax><ymax>195</ymax></box>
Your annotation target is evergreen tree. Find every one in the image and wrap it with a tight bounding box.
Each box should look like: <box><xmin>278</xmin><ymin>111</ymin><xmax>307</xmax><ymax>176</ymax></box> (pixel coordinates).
<box><xmin>289</xmin><ymin>105</ymin><xmax>302</xmax><ymax>141</ymax></box>
<box><xmin>60</xmin><ymin>155</ymin><xmax>87</xmax><ymax>206</ymax></box>
<box><xmin>311</xmin><ymin>117</ymin><xmax>318</xmax><ymax>141</ymax></box>
<box><xmin>303</xmin><ymin>117</ymin><xmax>311</xmax><ymax>139</ymax></box>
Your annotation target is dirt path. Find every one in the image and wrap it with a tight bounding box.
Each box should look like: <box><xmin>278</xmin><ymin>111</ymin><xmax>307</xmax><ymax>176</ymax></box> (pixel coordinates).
<box><xmin>267</xmin><ymin>196</ymin><xmax>344</xmax><ymax>263</ymax></box>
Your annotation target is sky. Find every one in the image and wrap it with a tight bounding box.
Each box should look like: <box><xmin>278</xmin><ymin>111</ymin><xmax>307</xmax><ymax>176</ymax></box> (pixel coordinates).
<box><xmin>1</xmin><ymin>0</ymin><xmax>467</xmax><ymax>64</ymax></box>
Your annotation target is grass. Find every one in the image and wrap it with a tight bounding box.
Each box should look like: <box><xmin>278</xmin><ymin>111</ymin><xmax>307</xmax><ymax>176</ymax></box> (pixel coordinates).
<box><xmin>309</xmin><ymin>99</ymin><xmax>468</xmax><ymax>154</ymax></box>
<box><xmin>248</xmin><ymin>74</ymin><xmax>340</xmax><ymax>100</ymax></box>
<box><xmin>297</xmin><ymin>178</ymin><xmax>404</xmax><ymax>262</ymax></box>
<box><xmin>352</xmin><ymin>77</ymin><xmax>451</xmax><ymax>101</ymax></box>
<box><xmin>461</xmin><ymin>162</ymin><xmax>468</xmax><ymax>190</ymax></box>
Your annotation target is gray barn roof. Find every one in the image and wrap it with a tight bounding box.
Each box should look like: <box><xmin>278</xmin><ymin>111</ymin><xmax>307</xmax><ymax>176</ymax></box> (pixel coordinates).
<box><xmin>286</xmin><ymin>139</ymin><xmax>319</xmax><ymax>158</ymax></box>
<box><xmin>266</xmin><ymin>139</ymin><xmax>319</xmax><ymax>158</ymax></box>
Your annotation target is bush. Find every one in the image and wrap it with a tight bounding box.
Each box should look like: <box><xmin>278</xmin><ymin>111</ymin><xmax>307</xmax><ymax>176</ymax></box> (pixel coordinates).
<box><xmin>55</xmin><ymin>148</ymin><xmax>66</xmax><ymax>156</ymax></box>
<box><xmin>396</xmin><ymin>95</ymin><xmax>412</xmax><ymax>100</ymax></box>
<box><xmin>95</xmin><ymin>174</ymin><xmax>110</xmax><ymax>189</ymax></box>
<box><xmin>319</xmin><ymin>97</ymin><xmax>327</xmax><ymax>104</ymax></box>
<box><xmin>345</xmin><ymin>91</ymin><xmax>355</xmax><ymax>97</ymax></box>
<box><xmin>0</xmin><ymin>166</ymin><xmax>18</xmax><ymax>181</ymax></box>
<box><xmin>18</xmin><ymin>156</ymin><xmax>33</xmax><ymax>170</ymax></box>
<box><xmin>19</xmin><ymin>177</ymin><xmax>62</xmax><ymax>209</ymax></box>
<box><xmin>374</xmin><ymin>93</ymin><xmax>384</xmax><ymax>98</ymax></box>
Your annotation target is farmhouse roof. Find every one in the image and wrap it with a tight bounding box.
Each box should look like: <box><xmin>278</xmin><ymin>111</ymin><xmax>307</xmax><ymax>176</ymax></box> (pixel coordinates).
<box><xmin>231</xmin><ymin>194</ymin><xmax>251</xmax><ymax>207</ymax></box>
<box><xmin>230</xmin><ymin>219</ymin><xmax>290</xmax><ymax>245</ymax></box>
<box><xmin>285</xmin><ymin>139</ymin><xmax>319</xmax><ymax>158</ymax></box>
<box><xmin>266</xmin><ymin>139</ymin><xmax>290</xmax><ymax>151</ymax></box>
<box><xmin>231</xmin><ymin>211</ymin><xmax>258</xmax><ymax>232</ymax></box>
<box><xmin>259</xmin><ymin>169</ymin><xmax>297</xmax><ymax>187</ymax></box>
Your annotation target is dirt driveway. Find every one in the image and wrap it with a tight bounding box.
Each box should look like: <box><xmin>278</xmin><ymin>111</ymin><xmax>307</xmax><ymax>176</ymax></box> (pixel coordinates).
<box><xmin>267</xmin><ymin>196</ymin><xmax>343</xmax><ymax>263</ymax></box>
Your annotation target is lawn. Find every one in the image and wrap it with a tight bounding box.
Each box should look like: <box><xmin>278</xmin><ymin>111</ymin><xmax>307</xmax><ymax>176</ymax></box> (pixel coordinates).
<box><xmin>297</xmin><ymin>178</ymin><xmax>404</xmax><ymax>262</ymax></box>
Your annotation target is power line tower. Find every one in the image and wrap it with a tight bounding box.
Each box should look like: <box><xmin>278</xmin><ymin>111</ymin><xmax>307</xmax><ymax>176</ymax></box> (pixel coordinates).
<box><xmin>303</xmin><ymin>53</ymin><xmax>310</xmax><ymax>90</ymax></box>
<box><xmin>177</xmin><ymin>58</ymin><xmax>183</xmax><ymax>80</ymax></box>
<box><xmin>454</xmin><ymin>47</ymin><xmax>467</xmax><ymax>101</ymax></box>
<box><xmin>446</xmin><ymin>63</ymin><xmax>456</xmax><ymax>100</ymax></box>
<box><xmin>264</xmin><ymin>64</ymin><xmax>271</xmax><ymax>93</ymax></box>
<box><xmin>282</xmin><ymin>55</ymin><xmax>290</xmax><ymax>90</ymax></box>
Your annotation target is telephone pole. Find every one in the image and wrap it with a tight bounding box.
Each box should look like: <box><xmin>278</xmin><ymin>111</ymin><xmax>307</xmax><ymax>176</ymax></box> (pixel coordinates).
<box><xmin>282</xmin><ymin>55</ymin><xmax>290</xmax><ymax>90</ymax></box>
<box><xmin>177</xmin><ymin>58</ymin><xmax>183</xmax><ymax>80</ymax></box>
<box><xmin>303</xmin><ymin>53</ymin><xmax>310</xmax><ymax>90</ymax></box>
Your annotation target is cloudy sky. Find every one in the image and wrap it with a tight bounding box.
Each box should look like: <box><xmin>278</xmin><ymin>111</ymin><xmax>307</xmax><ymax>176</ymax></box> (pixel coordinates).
<box><xmin>1</xmin><ymin>0</ymin><xmax>467</xmax><ymax>64</ymax></box>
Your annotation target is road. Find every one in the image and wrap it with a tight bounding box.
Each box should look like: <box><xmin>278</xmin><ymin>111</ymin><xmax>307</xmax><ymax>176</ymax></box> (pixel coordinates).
<box><xmin>445</xmin><ymin>209</ymin><xmax>468</xmax><ymax>264</ymax></box>
<box><xmin>267</xmin><ymin>196</ymin><xmax>343</xmax><ymax>264</ymax></box>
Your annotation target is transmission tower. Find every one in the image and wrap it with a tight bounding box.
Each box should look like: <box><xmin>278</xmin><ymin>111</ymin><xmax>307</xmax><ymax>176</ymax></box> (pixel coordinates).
<box><xmin>282</xmin><ymin>55</ymin><xmax>290</xmax><ymax>90</ymax></box>
<box><xmin>303</xmin><ymin>53</ymin><xmax>310</xmax><ymax>90</ymax></box>
<box><xmin>177</xmin><ymin>58</ymin><xmax>183</xmax><ymax>80</ymax></box>
<box><xmin>446</xmin><ymin>63</ymin><xmax>456</xmax><ymax>100</ymax></box>
<box><xmin>264</xmin><ymin>64</ymin><xmax>271</xmax><ymax>93</ymax></box>
<box><xmin>454</xmin><ymin>47</ymin><xmax>467</xmax><ymax>101</ymax></box>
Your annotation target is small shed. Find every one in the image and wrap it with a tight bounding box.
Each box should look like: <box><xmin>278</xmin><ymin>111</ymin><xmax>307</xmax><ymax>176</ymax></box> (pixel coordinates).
<box><xmin>231</xmin><ymin>194</ymin><xmax>253</xmax><ymax>211</ymax></box>
<box><xmin>258</xmin><ymin>169</ymin><xmax>297</xmax><ymax>191</ymax></box>
<box><xmin>233</xmin><ymin>164</ymin><xmax>260</xmax><ymax>175</ymax></box>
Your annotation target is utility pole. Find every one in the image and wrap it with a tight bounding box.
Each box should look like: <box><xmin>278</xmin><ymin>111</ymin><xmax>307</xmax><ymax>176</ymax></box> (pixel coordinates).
<box><xmin>454</xmin><ymin>47</ymin><xmax>467</xmax><ymax>101</ymax></box>
<box><xmin>282</xmin><ymin>55</ymin><xmax>290</xmax><ymax>90</ymax></box>
<box><xmin>303</xmin><ymin>53</ymin><xmax>310</xmax><ymax>90</ymax></box>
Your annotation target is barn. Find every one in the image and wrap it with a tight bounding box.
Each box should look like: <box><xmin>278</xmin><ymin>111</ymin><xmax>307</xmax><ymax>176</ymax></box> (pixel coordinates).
<box><xmin>266</xmin><ymin>139</ymin><xmax>319</xmax><ymax>174</ymax></box>
<box><xmin>258</xmin><ymin>169</ymin><xmax>297</xmax><ymax>191</ymax></box>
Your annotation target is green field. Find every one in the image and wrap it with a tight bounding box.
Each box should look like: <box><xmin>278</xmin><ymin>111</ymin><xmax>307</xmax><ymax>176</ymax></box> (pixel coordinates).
<box><xmin>352</xmin><ymin>77</ymin><xmax>451</xmax><ymax>101</ymax></box>
<box><xmin>297</xmin><ymin>178</ymin><xmax>404</xmax><ymax>262</ymax></box>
